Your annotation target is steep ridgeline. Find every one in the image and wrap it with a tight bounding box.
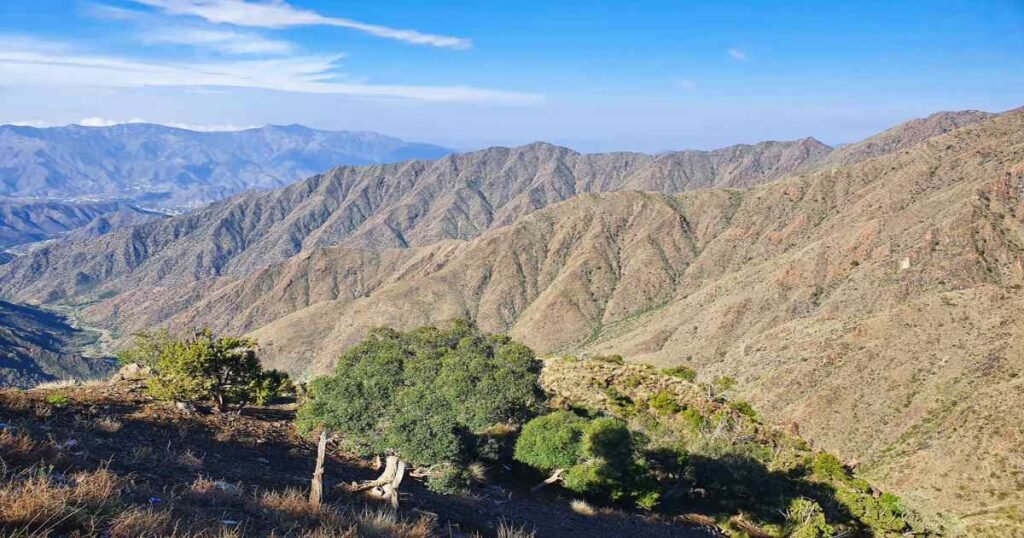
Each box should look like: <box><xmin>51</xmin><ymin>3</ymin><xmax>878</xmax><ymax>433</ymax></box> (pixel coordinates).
<box><xmin>0</xmin><ymin>123</ymin><xmax>452</xmax><ymax>209</ymax></box>
<box><xmin>0</xmin><ymin>199</ymin><xmax>163</xmax><ymax>252</ymax></box>
<box><xmin>819</xmin><ymin>110</ymin><xmax>996</xmax><ymax>168</ymax></box>
<box><xmin>0</xmin><ymin>136</ymin><xmax>830</xmax><ymax>301</ymax></box>
<box><xmin>0</xmin><ymin>301</ymin><xmax>113</xmax><ymax>388</ymax></box>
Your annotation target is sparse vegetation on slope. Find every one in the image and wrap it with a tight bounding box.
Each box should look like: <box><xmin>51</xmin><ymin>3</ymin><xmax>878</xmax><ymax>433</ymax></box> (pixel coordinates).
<box><xmin>540</xmin><ymin>356</ymin><xmax>930</xmax><ymax>536</ymax></box>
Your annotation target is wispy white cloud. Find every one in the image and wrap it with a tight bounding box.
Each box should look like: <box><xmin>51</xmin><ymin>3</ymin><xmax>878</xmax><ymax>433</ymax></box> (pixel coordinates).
<box><xmin>77</xmin><ymin>117</ymin><xmax>147</xmax><ymax>127</ymax></box>
<box><xmin>129</xmin><ymin>0</ymin><xmax>472</xmax><ymax>49</ymax></box>
<box><xmin>4</xmin><ymin>117</ymin><xmax>257</xmax><ymax>131</ymax></box>
<box><xmin>0</xmin><ymin>38</ymin><xmax>540</xmax><ymax>104</ymax></box>
<box><xmin>673</xmin><ymin>78</ymin><xmax>697</xmax><ymax>90</ymax></box>
<box><xmin>144</xmin><ymin>27</ymin><xmax>295</xmax><ymax>54</ymax></box>
<box><xmin>728</xmin><ymin>48</ymin><xmax>746</xmax><ymax>61</ymax></box>
<box><xmin>75</xmin><ymin>117</ymin><xmax>256</xmax><ymax>130</ymax></box>
<box><xmin>88</xmin><ymin>3</ymin><xmax>296</xmax><ymax>55</ymax></box>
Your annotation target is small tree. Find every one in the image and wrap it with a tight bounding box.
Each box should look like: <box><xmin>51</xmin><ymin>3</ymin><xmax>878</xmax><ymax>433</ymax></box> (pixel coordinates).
<box><xmin>297</xmin><ymin>321</ymin><xmax>544</xmax><ymax>486</ymax></box>
<box><xmin>118</xmin><ymin>329</ymin><xmax>290</xmax><ymax>411</ymax></box>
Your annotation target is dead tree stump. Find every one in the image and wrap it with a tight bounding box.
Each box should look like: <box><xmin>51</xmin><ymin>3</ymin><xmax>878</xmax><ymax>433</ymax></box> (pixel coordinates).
<box><xmin>309</xmin><ymin>430</ymin><xmax>328</xmax><ymax>507</ymax></box>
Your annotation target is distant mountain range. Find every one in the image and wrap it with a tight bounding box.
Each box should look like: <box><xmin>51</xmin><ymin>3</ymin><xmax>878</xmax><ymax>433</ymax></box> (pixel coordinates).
<box><xmin>0</xmin><ymin>123</ymin><xmax>454</xmax><ymax>209</ymax></box>
<box><xmin>0</xmin><ymin>108</ymin><xmax>1020</xmax><ymax>533</ymax></box>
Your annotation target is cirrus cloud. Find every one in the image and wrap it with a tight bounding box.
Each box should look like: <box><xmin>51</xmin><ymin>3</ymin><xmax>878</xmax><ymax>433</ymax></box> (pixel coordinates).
<box><xmin>0</xmin><ymin>37</ymin><xmax>540</xmax><ymax>104</ymax></box>
<box><xmin>130</xmin><ymin>0</ymin><xmax>472</xmax><ymax>49</ymax></box>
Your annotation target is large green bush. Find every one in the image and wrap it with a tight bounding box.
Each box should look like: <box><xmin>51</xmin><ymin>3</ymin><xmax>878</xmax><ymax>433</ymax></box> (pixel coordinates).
<box><xmin>514</xmin><ymin>412</ymin><xmax>660</xmax><ymax>509</ymax></box>
<box><xmin>118</xmin><ymin>329</ymin><xmax>291</xmax><ymax>411</ymax></box>
<box><xmin>297</xmin><ymin>321</ymin><xmax>544</xmax><ymax>467</ymax></box>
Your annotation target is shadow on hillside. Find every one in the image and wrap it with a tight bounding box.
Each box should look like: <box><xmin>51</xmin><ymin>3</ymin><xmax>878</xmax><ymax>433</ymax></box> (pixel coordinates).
<box><xmin>670</xmin><ymin>453</ymin><xmax>855</xmax><ymax>528</ymax></box>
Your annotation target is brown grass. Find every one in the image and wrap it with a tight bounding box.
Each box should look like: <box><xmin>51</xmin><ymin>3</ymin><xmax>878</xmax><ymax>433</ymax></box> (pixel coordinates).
<box><xmin>0</xmin><ymin>429</ymin><xmax>53</xmax><ymax>466</ymax></box>
<box><xmin>107</xmin><ymin>507</ymin><xmax>173</xmax><ymax>538</ymax></box>
<box><xmin>0</xmin><ymin>467</ymin><xmax>121</xmax><ymax>536</ymax></box>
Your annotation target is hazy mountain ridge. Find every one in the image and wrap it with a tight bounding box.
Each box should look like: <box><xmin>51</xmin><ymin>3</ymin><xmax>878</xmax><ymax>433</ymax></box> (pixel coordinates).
<box><xmin>0</xmin><ymin>123</ymin><xmax>453</xmax><ymax>209</ymax></box>
<box><xmin>0</xmin><ymin>136</ymin><xmax>832</xmax><ymax>302</ymax></box>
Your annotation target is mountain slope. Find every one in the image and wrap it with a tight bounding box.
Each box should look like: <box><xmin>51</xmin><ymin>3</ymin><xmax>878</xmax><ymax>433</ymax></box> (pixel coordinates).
<box><xmin>0</xmin><ymin>199</ymin><xmax>163</xmax><ymax>251</ymax></box>
<box><xmin>0</xmin><ymin>123</ymin><xmax>453</xmax><ymax>209</ymax></box>
<box><xmin>0</xmin><ymin>109</ymin><xmax>1020</xmax><ymax>533</ymax></box>
<box><xmin>0</xmin><ymin>137</ymin><xmax>830</xmax><ymax>303</ymax></box>
<box><xmin>27</xmin><ymin>109</ymin><xmax>1020</xmax><ymax>535</ymax></box>
<box><xmin>819</xmin><ymin>110</ymin><xmax>996</xmax><ymax>168</ymax></box>
<box><xmin>0</xmin><ymin>301</ymin><xmax>113</xmax><ymax>388</ymax></box>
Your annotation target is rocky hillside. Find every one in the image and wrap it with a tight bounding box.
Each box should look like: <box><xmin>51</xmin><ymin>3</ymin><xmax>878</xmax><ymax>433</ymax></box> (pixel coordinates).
<box><xmin>818</xmin><ymin>110</ymin><xmax>997</xmax><ymax>168</ymax></box>
<box><xmin>0</xmin><ymin>136</ymin><xmax>830</xmax><ymax>301</ymax></box>
<box><xmin>0</xmin><ymin>199</ymin><xmax>162</xmax><ymax>251</ymax></box>
<box><xmin>0</xmin><ymin>123</ymin><xmax>452</xmax><ymax>209</ymax></box>
<box><xmin>0</xmin><ymin>301</ymin><xmax>113</xmax><ymax>388</ymax></box>
<box><xmin>0</xmin><ymin>108</ymin><xmax>1020</xmax><ymax>534</ymax></box>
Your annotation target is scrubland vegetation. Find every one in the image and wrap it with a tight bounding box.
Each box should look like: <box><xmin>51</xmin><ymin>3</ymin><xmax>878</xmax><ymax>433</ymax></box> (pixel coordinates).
<box><xmin>1</xmin><ymin>322</ymin><xmax>934</xmax><ymax>536</ymax></box>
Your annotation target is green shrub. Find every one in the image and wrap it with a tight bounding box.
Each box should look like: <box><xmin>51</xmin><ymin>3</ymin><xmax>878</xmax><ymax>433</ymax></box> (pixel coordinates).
<box><xmin>514</xmin><ymin>413</ymin><xmax>659</xmax><ymax>509</ymax></box>
<box><xmin>297</xmin><ymin>321</ymin><xmax>544</xmax><ymax>468</ymax></box>
<box><xmin>712</xmin><ymin>375</ymin><xmax>736</xmax><ymax>393</ymax></box>
<box><xmin>591</xmin><ymin>354</ymin><xmax>625</xmax><ymax>365</ymax></box>
<box><xmin>729</xmin><ymin>400</ymin><xmax>757</xmax><ymax>419</ymax></box>
<box><xmin>679</xmin><ymin>407</ymin><xmax>707</xmax><ymax>432</ymax></box>
<box><xmin>835</xmin><ymin>487</ymin><xmax>907</xmax><ymax>533</ymax></box>
<box><xmin>426</xmin><ymin>463</ymin><xmax>471</xmax><ymax>495</ymax></box>
<box><xmin>45</xmin><ymin>394</ymin><xmax>71</xmax><ymax>407</ymax></box>
<box><xmin>785</xmin><ymin>497</ymin><xmax>834</xmax><ymax>538</ymax></box>
<box><xmin>810</xmin><ymin>452</ymin><xmax>847</xmax><ymax>482</ymax></box>
<box><xmin>660</xmin><ymin>366</ymin><xmax>697</xmax><ymax>382</ymax></box>
<box><xmin>602</xmin><ymin>387</ymin><xmax>635</xmax><ymax>415</ymax></box>
<box><xmin>117</xmin><ymin>329</ymin><xmax>290</xmax><ymax>411</ymax></box>
<box><xmin>513</xmin><ymin>411</ymin><xmax>586</xmax><ymax>471</ymax></box>
<box><xmin>648</xmin><ymin>390</ymin><xmax>681</xmax><ymax>415</ymax></box>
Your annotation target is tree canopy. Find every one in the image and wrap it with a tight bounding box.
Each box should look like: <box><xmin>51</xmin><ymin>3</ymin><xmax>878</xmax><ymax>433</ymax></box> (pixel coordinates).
<box><xmin>118</xmin><ymin>329</ymin><xmax>290</xmax><ymax>410</ymax></box>
<box><xmin>297</xmin><ymin>321</ymin><xmax>544</xmax><ymax>468</ymax></box>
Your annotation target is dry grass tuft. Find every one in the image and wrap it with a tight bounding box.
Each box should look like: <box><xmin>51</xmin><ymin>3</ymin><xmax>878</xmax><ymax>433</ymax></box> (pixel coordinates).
<box><xmin>677</xmin><ymin>512</ymin><xmax>719</xmax><ymax>527</ymax></box>
<box><xmin>107</xmin><ymin>506</ymin><xmax>173</xmax><ymax>537</ymax></box>
<box><xmin>260</xmin><ymin>488</ymin><xmax>347</xmax><ymax>530</ymax></box>
<box><xmin>467</xmin><ymin>461</ymin><xmax>489</xmax><ymax>484</ymax></box>
<box><xmin>92</xmin><ymin>417</ymin><xmax>123</xmax><ymax>434</ymax></box>
<box><xmin>32</xmin><ymin>379</ymin><xmax>82</xmax><ymax>390</ymax></box>
<box><xmin>189</xmin><ymin>477</ymin><xmax>246</xmax><ymax>508</ymax></box>
<box><xmin>569</xmin><ymin>498</ymin><xmax>596</xmax><ymax>516</ymax></box>
<box><xmin>496</xmin><ymin>520</ymin><xmax>536</xmax><ymax>538</ymax></box>
<box><xmin>355</xmin><ymin>507</ymin><xmax>435</xmax><ymax>538</ymax></box>
<box><xmin>177</xmin><ymin>449</ymin><xmax>204</xmax><ymax>469</ymax></box>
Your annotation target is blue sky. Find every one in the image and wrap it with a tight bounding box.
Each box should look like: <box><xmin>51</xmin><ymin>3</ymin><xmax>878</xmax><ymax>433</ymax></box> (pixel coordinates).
<box><xmin>0</xmin><ymin>0</ymin><xmax>1021</xmax><ymax>151</ymax></box>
